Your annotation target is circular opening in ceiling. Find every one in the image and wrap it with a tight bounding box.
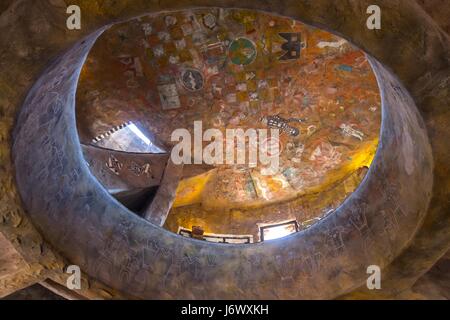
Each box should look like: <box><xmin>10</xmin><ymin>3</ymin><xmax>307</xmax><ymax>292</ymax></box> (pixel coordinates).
<box><xmin>75</xmin><ymin>8</ymin><xmax>381</xmax><ymax>244</ymax></box>
<box><xmin>11</xmin><ymin>2</ymin><xmax>434</xmax><ymax>299</ymax></box>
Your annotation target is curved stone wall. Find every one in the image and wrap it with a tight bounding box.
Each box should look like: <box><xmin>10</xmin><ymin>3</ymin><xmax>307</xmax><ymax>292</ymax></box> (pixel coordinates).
<box><xmin>11</xmin><ymin>6</ymin><xmax>435</xmax><ymax>298</ymax></box>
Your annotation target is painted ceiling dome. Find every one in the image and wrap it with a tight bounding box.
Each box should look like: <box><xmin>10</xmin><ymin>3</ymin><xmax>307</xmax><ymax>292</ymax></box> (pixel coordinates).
<box><xmin>76</xmin><ymin>8</ymin><xmax>381</xmax><ymax>243</ymax></box>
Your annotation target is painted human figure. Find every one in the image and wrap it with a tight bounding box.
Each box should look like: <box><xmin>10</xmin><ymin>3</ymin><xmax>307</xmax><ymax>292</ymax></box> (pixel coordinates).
<box><xmin>324</xmin><ymin>226</ymin><xmax>346</xmax><ymax>257</ymax></box>
<box><xmin>349</xmin><ymin>202</ymin><xmax>376</xmax><ymax>256</ymax></box>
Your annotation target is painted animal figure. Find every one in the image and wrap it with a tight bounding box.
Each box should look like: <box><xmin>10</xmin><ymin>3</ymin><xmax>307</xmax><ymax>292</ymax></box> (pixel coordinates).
<box><xmin>261</xmin><ymin>115</ymin><xmax>306</xmax><ymax>136</ymax></box>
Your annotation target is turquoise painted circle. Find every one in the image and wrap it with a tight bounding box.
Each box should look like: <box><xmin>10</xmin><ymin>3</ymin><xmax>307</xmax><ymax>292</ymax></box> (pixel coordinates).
<box><xmin>228</xmin><ymin>37</ymin><xmax>257</xmax><ymax>65</ymax></box>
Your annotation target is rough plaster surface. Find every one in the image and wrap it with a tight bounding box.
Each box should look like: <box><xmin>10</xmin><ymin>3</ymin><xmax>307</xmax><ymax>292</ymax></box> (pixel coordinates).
<box><xmin>1</xmin><ymin>0</ymin><xmax>449</xmax><ymax>299</ymax></box>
